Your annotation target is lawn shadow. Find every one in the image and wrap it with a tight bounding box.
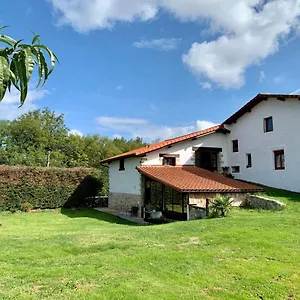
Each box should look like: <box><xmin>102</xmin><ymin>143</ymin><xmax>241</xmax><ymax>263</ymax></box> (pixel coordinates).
<box><xmin>60</xmin><ymin>208</ymin><xmax>143</xmax><ymax>226</ymax></box>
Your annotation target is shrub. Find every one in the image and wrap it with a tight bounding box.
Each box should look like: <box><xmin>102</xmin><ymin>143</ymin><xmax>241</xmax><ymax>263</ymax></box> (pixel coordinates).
<box><xmin>210</xmin><ymin>194</ymin><xmax>233</xmax><ymax>218</ymax></box>
<box><xmin>20</xmin><ymin>202</ymin><xmax>33</xmax><ymax>212</ymax></box>
<box><xmin>0</xmin><ymin>166</ymin><xmax>103</xmax><ymax>211</ymax></box>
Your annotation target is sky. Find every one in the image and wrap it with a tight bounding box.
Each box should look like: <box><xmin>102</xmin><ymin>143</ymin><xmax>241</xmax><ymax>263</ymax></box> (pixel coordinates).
<box><xmin>1</xmin><ymin>0</ymin><xmax>300</xmax><ymax>141</ymax></box>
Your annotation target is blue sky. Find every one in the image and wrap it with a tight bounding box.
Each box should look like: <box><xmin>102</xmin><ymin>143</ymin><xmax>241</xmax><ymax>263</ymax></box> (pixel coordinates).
<box><xmin>1</xmin><ymin>0</ymin><xmax>300</xmax><ymax>141</ymax></box>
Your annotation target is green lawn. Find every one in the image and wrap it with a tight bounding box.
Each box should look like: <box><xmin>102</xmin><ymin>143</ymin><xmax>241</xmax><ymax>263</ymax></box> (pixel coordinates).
<box><xmin>0</xmin><ymin>187</ymin><xmax>300</xmax><ymax>299</ymax></box>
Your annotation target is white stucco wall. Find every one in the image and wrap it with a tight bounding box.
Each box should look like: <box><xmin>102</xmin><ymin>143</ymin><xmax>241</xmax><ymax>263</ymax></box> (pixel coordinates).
<box><xmin>142</xmin><ymin>132</ymin><xmax>229</xmax><ymax>166</ymax></box>
<box><xmin>225</xmin><ymin>97</ymin><xmax>300</xmax><ymax>192</ymax></box>
<box><xmin>109</xmin><ymin>157</ymin><xmax>142</xmax><ymax>195</ymax></box>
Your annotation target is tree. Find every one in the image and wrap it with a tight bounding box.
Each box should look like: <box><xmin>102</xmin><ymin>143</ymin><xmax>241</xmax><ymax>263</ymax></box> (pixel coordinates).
<box><xmin>3</xmin><ymin>108</ymin><xmax>68</xmax><ymax>167</ymax></box>
<box><xmin>0</xmin><ymin>26</ymin><xmax>58</xmax><ymax>105</ymax></box>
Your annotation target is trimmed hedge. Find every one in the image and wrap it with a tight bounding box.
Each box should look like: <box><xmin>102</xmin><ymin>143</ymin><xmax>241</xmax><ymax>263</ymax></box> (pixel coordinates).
<box><xmin>0</xmin><ymin>166</ymin><xmax>103</xmax><ymax>211</ymax></box>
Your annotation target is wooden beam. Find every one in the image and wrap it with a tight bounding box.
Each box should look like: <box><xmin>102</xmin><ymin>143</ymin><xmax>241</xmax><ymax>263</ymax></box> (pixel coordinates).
<box><xmin>277</xmin><ymin>96</ymin><xmax>285</xmax><ymax>101</ymax></box>
<box><xmin>159</xmin><ymin>153</ymin><xmax>180</xmax><ymax>158</ymax></box>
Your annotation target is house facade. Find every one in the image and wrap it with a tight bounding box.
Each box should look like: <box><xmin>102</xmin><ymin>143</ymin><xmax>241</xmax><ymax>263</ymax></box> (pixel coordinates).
<box><xmin>101</xmin><ymin>93</ymin><xmax>300</xmax><ymax>219</ymax></box>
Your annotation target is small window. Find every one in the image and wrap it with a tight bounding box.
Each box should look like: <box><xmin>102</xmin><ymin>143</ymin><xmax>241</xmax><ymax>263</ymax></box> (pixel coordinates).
<box><xmin>264</xmin><ymin>117</ymin><xmax>273</xmax><ymax>132</ymax></box>
<box><xmin>163</xmin><ymin>157</ymin><xmax>176</xmax><ymax>166</ymax></box>
<box><xmin>274</xmin><ymin>150</ymin><xmax>285</xmax><ymax>170</ymax></box>
<box><xmin>119</xmin><ymin>158</ymin><xmax>125</xmax><ymax>171</ymax></box>
<box><xmin>232</xmin><ymin>166</ymin><xmax>240</xmax><ymax>173</ymax></box>
<box><xmin>232</xmin><ymin>140</ymin><xmax>239</xmax><ymax>152</ymax></box>
<box><xmin>246</xmin><ymin>153</ymin><xmax>252</xmax><ymax>168</ymax></box>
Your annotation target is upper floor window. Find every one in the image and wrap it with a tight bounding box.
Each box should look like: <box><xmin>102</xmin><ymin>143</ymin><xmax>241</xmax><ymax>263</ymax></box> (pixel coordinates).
<box><xmin>246</xmin><ymin>153</ymin><xmax>252</xmax><ymax>168</ymax></box>
<box><xmin>274</xmin><ymin>150</ymin><xmax>285</xmax><ymax>170</ymax></box>
<box><xmin>232</xmin><ymin>140</ymin><xmax>239</xmax><ymax>152</ymax></box>
<box><xmin>264</xmin><ymin>117</ymin><xmax>273</xmax><ymax>133</ymax></box>
<box><xmin>119</xmin><ymin>158</ymin><xmax>125</xmax><ymax>171</ymax></box>
<box><xmin>163</xmin><ymin>157</ymin><xmax>176</xmax><ymax>166</ymax></box>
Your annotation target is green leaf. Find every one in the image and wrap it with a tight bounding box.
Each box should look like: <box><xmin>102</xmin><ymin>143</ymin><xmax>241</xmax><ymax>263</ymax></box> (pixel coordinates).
<box><xmin>14</xmin><ymin>52</ymin><xmax>28</xmax><ymax>106</ymax></box>
<box><xmin>0</xmin><ymin>34</ymin><xmax>17</xmax><ymax>46</ymax></box>
<box><xmin>0</xmin><ymin>54</ymin><xmax>10</xmax><ymax>101</ymax></box>
<box><xmin>0</xmin><ymin>26</ymin><xmax>8</xmax><ymax>31</ymax></box>
<box><xmin>39</xmin><ymin>50</ymin><xmax>48</xmax><ymax>86</ymax></box>
<box><xmin>31</xmin><ymin>48</ymin><xmax>44</xmax><ymax>87</ymax></box>
<box><xmin>0</xmin><ymin>38</ymin><xmax>13</xmax><ymax>47</ymax></box>
<box><xmin>10</xmin><ymin>55</ymin><xmax>20</xmax><ymax>90</ymax></box>
<box><xmin>32</xmin><ymin>34</ymin><xmax>40</xmax><ymax>45</ymax></box>
<box><xmin>35</xmin><ymin>44</ymin><xmax>59</xmax><ymax>76</ymax></box>
<box><xmin>23</xmin><ymin>48</ymin><xmax>35</xmax><ymax>83</ymax></box>
<box><xmin>13</xmin><ymin>39</ymin><xmax>23</xmax><ymax>50</ymax></box>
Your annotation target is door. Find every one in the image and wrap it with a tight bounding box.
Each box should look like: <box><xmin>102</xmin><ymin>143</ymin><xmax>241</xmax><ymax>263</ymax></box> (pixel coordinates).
<box><xmin>195</xmin><ymin>149</ymin><xmax>219</xmax><ymax>172</ymax></box>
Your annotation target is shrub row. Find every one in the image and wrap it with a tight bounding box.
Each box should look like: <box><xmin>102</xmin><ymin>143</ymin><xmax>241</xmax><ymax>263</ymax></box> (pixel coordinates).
<box><xmin>0</xmin><ymin>166</ymin><xmax>103</xmax><ymax>212</ymax></box>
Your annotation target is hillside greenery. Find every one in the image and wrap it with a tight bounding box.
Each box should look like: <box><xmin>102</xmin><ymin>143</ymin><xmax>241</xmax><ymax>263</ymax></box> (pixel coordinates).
<box><xmin>0</xmin><ymin>108</ymin><xmax>146</xmax><ymax>195</ymax></box>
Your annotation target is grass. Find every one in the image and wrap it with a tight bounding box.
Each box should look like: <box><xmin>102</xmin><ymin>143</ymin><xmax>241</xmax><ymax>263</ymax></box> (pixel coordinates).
<box><xmin>0</xmin><ymin>187</ymin><xmax>299</xmax><ymax>299</ymax></box>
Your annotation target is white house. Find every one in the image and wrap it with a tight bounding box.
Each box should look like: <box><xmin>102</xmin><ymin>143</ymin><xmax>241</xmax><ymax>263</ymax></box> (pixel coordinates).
<box><xmin>101</xmin><ymin>93</ymin><xmax>300</xmax><ymax>220</ymax></box>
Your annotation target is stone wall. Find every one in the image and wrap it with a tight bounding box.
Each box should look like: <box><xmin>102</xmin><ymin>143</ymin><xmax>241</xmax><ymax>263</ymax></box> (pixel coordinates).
<box><xmin>189</xmin><ymin>192</ymin><xmax>248</xmax><ymax>207</ymax></box>
<box><xmin>188</xmin><ymin>205</ymin><xmax>207</xmax><ymax>220</ymax></box>
<box><xmin>245</xmin><ymin>195</ymin><xmax>285</xmax><ymax>210</ymax></box>
<box><xmin>109</xmin><ymin>192</ymin><xmax>143</xmax><ymax>215</ymax></box>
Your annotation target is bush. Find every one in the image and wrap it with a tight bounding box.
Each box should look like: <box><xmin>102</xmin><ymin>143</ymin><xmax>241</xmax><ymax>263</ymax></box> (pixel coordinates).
<box><xmin>210</xmin><ymin>194</ymin><xmax>233</xmax><ymax>218</ymax></box>
<box><xmin>20</xmin><ymin>201</ymin><xmax>33</xmax><ymax>212</ymax></box>
<box><xmin>0</xmin><ymin>166</ymin><xmax>103</xmax><ymax>211</ymax></box>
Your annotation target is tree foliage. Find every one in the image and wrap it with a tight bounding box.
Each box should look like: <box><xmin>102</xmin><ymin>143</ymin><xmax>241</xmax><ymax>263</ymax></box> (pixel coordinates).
<box><xmin>0</xmin><ymin>26</ymin><xmax>58</xmax><ymax>105</ymax></box>
<box><xmin>0</xmin><ymin>108</ymin><xmax>147</xmax><ymax>195</ymax></box>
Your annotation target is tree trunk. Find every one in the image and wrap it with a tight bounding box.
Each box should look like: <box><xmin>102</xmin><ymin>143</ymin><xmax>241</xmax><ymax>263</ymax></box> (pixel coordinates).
<box><xmin>46</xmin><ymin>151</ymin><xmax>51</xmax><ymax>167</ymax></box>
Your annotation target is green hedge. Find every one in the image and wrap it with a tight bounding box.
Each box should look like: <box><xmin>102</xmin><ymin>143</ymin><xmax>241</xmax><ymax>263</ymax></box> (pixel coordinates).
<box><xmin>0</xmin><ymin>166</ymin><xmax>103</xmax><ymax>212</ymax></box>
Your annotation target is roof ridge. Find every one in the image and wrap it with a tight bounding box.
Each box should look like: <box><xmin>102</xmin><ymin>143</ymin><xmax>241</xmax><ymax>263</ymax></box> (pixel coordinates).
<box><xmin>101</xmin><ymin>124</ymin><xmax>227</xmax><ymax>163</ymax></box>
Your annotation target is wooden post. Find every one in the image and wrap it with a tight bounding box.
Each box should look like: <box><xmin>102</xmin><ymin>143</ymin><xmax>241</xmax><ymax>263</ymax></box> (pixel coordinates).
<box><xmin>162</xmin><ymin>185</ymin><xmax>166</xmax><ymax>211</ymax></box>
<box><xmin>205</xmin><ymin>199</ymin><xmax>210</xmax><ymax>216</ymax></box>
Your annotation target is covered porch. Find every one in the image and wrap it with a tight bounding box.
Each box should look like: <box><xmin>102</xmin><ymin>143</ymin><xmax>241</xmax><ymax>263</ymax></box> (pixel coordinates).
<box><xmin>137</xmin><ymin>165</ymin><xmax>264</xmax><ymax>221</ymax></box>
<box><xmin>144</xmin><ymin>178</ymin><xmax>188</xmax><ymax>221</ymax></box>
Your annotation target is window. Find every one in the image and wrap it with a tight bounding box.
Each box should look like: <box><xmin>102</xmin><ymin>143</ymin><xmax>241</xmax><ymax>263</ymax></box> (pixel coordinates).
<box><xmin>163</xmin><ymin>157</ymin><xmax>176</xmax><ymax>166</ymax></box>
<box><xmin>246</xmin><ymin>153</ymin><xmax>252</xmax><ymax>168</ymax></box>
<box><xmin>119</xmin><ymin>158</ymin><xmax>125</xmax><ymax>171</ymax></box>
<box><xmin>274</xmin><ymin>150</ymin><xmax>285</xmax><ymax>170</ymax></box>
<box><xmin>232</xmin><ymin>166</ymin><xmax>240</xmax><ymax>173</ymax></box>
<box><xmin>232</xmin><ymin>140</ymin><xmax>239</xmax><ymax>152</ymax></box>
<box><xmin>264</xmin><ymin>117</ymin><xmax>273</xmax><ymax>132</ymax></box>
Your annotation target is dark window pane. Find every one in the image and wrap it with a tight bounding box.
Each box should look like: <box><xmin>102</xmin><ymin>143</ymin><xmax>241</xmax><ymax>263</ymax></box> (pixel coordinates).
<box><xmin>247</xmin><ymin>154</ymin><xmax>252</xmax><ymax>168</ymax></box>
<box><xmin>264</xmin><ymin>117</ymin><xmax>273</xmax><ymax>132</ymax></box>
<box><xmin>232</xmin><ymin>140</ymin><xmax>239</xmax><ymax>152</ymax></box>
<box><xmin>119</xmin><ymin>158</ymin><xmax>125</xmax><ymax>171</ymax></box>
<box><xmin>274</xmin><ymin>150</ymin><xmax>285</xmax><ymax>170</ymax></box>
<box><xmin>163</xmin><ymin>157</ymin><xmax>176</xmax><ymax>166</ymax></box>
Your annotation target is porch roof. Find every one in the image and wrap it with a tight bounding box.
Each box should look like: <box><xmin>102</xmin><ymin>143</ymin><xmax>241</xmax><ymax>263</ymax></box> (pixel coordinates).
<box><xmin>136</xmin><ymin>165</ymin><xmax>263</xmax><ymax>193</ymax></box>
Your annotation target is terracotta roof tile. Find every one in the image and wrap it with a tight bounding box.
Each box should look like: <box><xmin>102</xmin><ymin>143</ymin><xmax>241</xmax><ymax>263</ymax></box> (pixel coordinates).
<box><xmin>137</xmin><ymin>165</ymin><xmax>263</xmax><ymax>193</ymax></box>
<box><xmin>101</xmin><ymin>125</ymin><xmax>229</xmax><ymax>163</ymax></box>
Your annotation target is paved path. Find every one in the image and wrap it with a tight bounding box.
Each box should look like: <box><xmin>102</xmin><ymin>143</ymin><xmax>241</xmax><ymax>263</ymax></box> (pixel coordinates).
<box><xmin>94</xmin><ymin>207</ymin><xmax>149</xmax><ymax>225</ymax></box>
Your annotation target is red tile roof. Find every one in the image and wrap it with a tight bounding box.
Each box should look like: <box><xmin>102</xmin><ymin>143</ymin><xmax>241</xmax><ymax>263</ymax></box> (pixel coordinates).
<box><xmin>101</xmin><ymin>125</ymin><xmax>229</xmax><ymax>163</ymax></box>
<box><xmin>223</xmin><ymin>93</ymin><xmax>300</xmax><ymax>125</ymax></box>
<box><xmin>137</xmin><ymin>165</ymin><xmax>263</xmax><ymax>193</ymax></box>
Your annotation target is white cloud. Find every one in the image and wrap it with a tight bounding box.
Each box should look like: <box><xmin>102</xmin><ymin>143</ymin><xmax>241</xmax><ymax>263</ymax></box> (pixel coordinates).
<box><xmin>69</xmin><ymin>129</ymin><xmax>83</xmax><ymax>137</ymax></box>
<box><xmin>49</xmin><ymin>0</ymin><xmax>158</xmax><ymax>32</ymax></box>
<box><xmin>116</xmin><ymin>85</ymin><xmax>123</xmax><ymax>90</ymax></box>
<box><xmin>259</xmin><ymin>70</ymin><xmax>265</xmax><ymax>83</ymax></box>
<box><xmin>96</xmin><ymin>116</ymin><xmax>217</xmax><ymax>141</ymax></box>
<box><xmin>133</xmin><ymin>38</ymin><xmax>181</xmax><ymax>51</ymax></box>
<box><xmin>0</xmin><ymin>87</ymin><xmax>49</xmax><ymax>120</ymax></box>
<box><xmin>200</xmin><ymin>81</ymin><xmax>212</xmax><ymax>90</ymax></box>
<box><xmin>49</xmin><ymin>0</ymin><xmax>300</xmax><ymax>88</ymax></box>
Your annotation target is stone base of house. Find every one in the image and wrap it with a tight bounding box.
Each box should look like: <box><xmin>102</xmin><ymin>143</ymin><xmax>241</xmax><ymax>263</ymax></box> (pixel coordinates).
<box><xmin>189</xmin><ymin>192</ymin><xmax>248</xmax><ymax>207</ymax></box>
<box><xmin>109</xmin><ymin>192</ymin><xmax>143</xmax><ymax>215</ymax></box>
